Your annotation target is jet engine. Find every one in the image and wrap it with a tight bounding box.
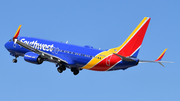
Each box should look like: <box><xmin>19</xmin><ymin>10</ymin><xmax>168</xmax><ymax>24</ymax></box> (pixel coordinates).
<box><xmin>24</xmin><ymin>52</ymin><xmax>43</xmax><ymax>64</ymax></box>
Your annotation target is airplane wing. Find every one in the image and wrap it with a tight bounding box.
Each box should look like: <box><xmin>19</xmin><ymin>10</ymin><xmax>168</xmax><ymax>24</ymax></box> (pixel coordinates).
<box><xmin>139</xmin><ymin>49</ymin><xmax>173</xmax><ymax>67</ymax></box>
<box><xmin>14</xmin><ymin>39</ymin><xmax>68</xmax><ymax>64</ymax></box>
<box><xmin>12</xmin><ymin>25</ymin><xmax>72</xmax><ymax>66</ymax></box>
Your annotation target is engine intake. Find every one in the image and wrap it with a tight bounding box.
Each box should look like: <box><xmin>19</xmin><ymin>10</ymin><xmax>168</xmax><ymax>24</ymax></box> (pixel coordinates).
<box><xmin>24</xmin><ymin>52</ymin><xmax>43</xmax><ymax>64</ymax></box>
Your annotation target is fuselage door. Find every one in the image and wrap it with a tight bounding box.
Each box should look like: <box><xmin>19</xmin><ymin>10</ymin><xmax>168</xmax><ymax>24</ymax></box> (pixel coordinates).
<box><xmin>106</xmin><ymin>55</ymin><xmax>112</xmax><ymax>66</ymax></box>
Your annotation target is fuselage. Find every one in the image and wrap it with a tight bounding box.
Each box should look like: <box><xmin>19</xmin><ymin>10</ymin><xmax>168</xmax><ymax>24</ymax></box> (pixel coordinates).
<box><xmin>5</xmin><ymin>36</ymin><xmax>139</xmax><ymax>71</ymax></box>
<box><xmin>5</xmin><ymin>17</ymin><xmax>170</xmax><ymax>75</ymax></box>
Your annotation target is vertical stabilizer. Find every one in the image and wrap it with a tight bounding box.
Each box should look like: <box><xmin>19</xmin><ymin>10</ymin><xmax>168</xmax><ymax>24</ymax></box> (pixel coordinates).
<box><xmin>108</xmin><ymin>17</ymin><xmax>151</xmax><ymax>58</ymax></box>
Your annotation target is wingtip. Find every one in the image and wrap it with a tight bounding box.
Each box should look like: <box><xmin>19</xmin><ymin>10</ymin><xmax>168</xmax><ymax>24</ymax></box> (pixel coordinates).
<box><xmin>13</xmin><ymin>25</ymin><xmax>22</xmax><ymax>40</ymax></box>
<box><xmin>155</xmin><ymin>48</ymin><xmax>167</xmax><ymax>61</ymax></box>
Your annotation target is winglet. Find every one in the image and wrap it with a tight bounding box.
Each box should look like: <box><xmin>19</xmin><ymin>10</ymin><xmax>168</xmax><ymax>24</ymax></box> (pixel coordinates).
<box><xmin>13</xmin><ymin>25</ymin><xmax>22</xmax><ymax>40</ymax></box>
<box><xmin>155</xmin><ymin>48</ymin><xmax>167</xmax><ymax>61</ymax></box>
<box><xmin>139</xmin><ymin>48</ymin><xmax>172</xmax><ymax>67</ymax></box>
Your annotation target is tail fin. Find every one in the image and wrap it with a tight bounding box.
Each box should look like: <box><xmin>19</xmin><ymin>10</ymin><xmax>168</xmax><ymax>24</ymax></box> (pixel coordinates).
<box><xmin>108</xmin><ymin>17</ymin><xmax>151</xmax><ymax>58</ymax></box>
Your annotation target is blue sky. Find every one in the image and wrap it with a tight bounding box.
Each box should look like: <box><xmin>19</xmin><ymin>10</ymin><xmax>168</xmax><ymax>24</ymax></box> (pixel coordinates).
<box><xmin>0</xmin><ymin>0</ymin><xmax>179</xmax><ymax>101</ymax></box>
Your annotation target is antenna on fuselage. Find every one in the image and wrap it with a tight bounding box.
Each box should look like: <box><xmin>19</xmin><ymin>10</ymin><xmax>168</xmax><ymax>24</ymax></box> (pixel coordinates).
<box><xmin>66</xmin><ymin>41</ymin><xmax>68</xmax><ymax>44</ymax></box>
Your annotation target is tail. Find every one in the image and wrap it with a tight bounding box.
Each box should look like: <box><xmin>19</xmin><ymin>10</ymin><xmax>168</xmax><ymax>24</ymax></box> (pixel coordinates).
<box><xmin>108</xmin><ymin>17</ymin><xmax>151</xmax><ymax>58</ymax></box>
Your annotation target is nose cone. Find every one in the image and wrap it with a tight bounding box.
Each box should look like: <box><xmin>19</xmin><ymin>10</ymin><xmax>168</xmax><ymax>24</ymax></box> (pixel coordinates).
<box><xmin>4</xmin><ymin>40</ymin><xmax>12</xmax><ymax>51</ymax></box>
<box><xmin>4</xmin><ymin>42</ymin><xmax>9</xmax><ymax>50</ymax></box>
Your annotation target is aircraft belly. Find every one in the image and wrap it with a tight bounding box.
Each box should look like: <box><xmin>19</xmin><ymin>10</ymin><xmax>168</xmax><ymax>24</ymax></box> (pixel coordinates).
<box><xmin>73</xmin><ymin>57</ymin><xmax>91</xmax><ymax>67</ymax></box>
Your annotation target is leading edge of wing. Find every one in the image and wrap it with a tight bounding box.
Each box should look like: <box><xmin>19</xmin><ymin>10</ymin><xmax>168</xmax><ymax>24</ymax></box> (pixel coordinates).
<box><xmin>139</xmin><ymin>60</ymin><xmax>173</xmax><ymax>67</ymax></box>
<box><xmin>139</xmin><ymin>60</ymin><xmax>173</xmax><ymax>63</ymax></box>
<box><xmin>14</xmin><ymin>39</ymin><xmax>68</xmax><ymax>64</ymax></box>
<box><xmin>139</xmin><ymin>49</ymin><xmax>173</xmax><ymax>67</ymax></box>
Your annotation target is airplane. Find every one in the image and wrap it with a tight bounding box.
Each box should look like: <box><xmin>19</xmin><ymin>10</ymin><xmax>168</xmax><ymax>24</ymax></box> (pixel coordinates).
<box><xmin>4</xmin><ymin>17</ymin><xmax>172</xmax><ymax>75</ymax></box>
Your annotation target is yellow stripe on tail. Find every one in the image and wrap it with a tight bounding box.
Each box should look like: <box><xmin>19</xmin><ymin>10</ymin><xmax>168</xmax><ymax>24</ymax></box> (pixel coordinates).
<box><xmin>108</xmin><ymin>17</ymin><xmax>150</xmax><ymax>56</ymax></box>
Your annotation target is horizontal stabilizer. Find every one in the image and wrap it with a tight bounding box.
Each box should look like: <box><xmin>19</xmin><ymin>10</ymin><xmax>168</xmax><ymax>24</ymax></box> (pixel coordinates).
<box><xmin>113</xmin><ymin>53</ymin><xmax>136</xmax><ymax>62</ymax></box>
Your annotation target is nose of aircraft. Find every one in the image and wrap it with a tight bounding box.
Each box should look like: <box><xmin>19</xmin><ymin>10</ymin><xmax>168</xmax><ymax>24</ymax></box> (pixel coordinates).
<box><xmin>4</xmin><ymin>42</ymin><xmax>9</xmax><ymax>50</ymax></box>
<box><xmin>4</xmin><ymin>40</ymin><xmax>12</xmax><ymax>51</ymax></box>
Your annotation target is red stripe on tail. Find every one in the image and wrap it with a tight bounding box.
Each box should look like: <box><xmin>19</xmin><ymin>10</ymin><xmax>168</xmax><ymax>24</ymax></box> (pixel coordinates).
<box><xmin>117</xmin><ymin>18</ymin><xmax>150</xmax><ymax>57</ymax></box>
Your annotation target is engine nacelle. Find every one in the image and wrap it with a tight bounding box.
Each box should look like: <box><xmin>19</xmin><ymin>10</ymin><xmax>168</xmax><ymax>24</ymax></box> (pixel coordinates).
<box><xmin>24</xmin><ymin>52</ymin><xmax>43</xmax><ymax>64</ymax></box>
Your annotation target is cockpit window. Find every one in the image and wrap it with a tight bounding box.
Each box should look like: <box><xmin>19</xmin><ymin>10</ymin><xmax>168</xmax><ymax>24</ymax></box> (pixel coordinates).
<box><xmin>9</xmin><ymin>39</ymin><xmax>12</xmax><ymax>42</ymax></box>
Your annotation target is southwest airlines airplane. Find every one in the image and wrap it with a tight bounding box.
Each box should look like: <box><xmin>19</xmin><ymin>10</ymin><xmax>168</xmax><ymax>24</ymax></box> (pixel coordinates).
<box><xmin>4</xmin><ymin>17</ymin><xmax>171</xmax><ymax>75</ymax></box>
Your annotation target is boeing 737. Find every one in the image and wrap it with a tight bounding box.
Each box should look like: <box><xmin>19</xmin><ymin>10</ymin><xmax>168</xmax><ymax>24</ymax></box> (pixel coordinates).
<box><xmin>4</xmin><ymin>17</ymin><xmax>172</xmax><ymax>75</ymax></box>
